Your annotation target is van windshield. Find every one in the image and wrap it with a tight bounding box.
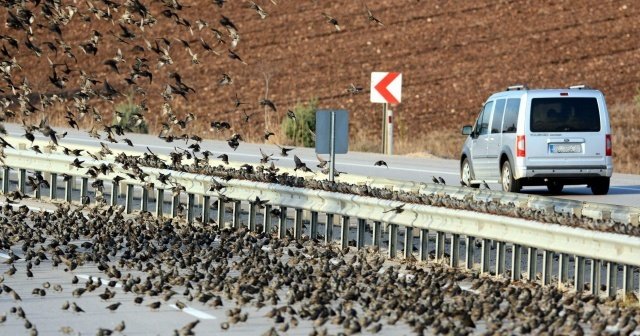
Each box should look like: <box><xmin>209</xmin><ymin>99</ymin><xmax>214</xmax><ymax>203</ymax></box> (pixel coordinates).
<box><xmin>530</xmin><ymin>97</ymin><xmax>600</xmax><ymax>132</ymax></box>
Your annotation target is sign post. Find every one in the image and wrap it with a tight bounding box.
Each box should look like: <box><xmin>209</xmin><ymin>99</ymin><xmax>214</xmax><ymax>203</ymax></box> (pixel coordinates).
<box><xmin>316</xmin><ymin>110</ymin><xmax>349</xmax><ymax>182</ymax></box>
<box><xmin>371</xmin><ymin>72</ymin><xmax>402</xmax><ymax>155</ymax></box>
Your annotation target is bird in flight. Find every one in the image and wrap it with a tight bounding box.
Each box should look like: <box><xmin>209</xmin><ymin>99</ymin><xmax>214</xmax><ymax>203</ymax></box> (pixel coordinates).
<box><xmin>322</xmin><ymin>13</ymin><xmax>341</xmax><ymax>31</ymax></box>
<box><xmin>383</xmin><ymin>204</ymin><xmax>405</xmax><ymax>214</ymax></box>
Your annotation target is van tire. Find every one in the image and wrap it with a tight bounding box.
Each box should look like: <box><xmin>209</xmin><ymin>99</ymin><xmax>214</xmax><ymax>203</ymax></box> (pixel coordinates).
<box><xmin>461</xmin><ymin>158</ymin><xmax>479</xmax><ymax>188</ymax></box>
<box><xmin>501</xmin><ymin>160</ymin><xmax>521</xmax><ymax>192</ymax></box>
<box><xmin>590</xmin><ymin>177</ymin><xmax>610</xmax><ymax>195</ymax></box>
<box><xmin>546</xmin><ymin>181</ymin><xmax>564</xmax><ymax>194</ymax></box>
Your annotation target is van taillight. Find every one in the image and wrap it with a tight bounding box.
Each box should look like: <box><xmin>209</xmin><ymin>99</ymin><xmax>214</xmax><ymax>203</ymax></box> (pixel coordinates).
<box><xmin>606</xmin><ymin>134</ymin><xmax>612</xmax><ymax>156</ymax></box>
<box><xmin>516</xmin><ymin>135</ymin><xmax>526</xmax><ymax>157</ymax></box>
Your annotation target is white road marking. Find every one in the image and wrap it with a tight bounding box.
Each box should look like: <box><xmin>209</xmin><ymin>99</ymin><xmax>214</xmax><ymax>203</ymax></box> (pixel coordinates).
<box><xmin>169</xmin><ymin>304</ymin><xmax>216</xmax><ymax>319</ymax></box>
<box><xmin>76</xmin><ymin>274</ymin><xmax>122</xmax><ymax>288</ymax></box>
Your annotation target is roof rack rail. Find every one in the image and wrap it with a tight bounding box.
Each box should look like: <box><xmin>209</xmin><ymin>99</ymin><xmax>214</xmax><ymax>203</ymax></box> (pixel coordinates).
<box><xmin>506</xmin><ymin>84</ymin><xmax>528</xmax><ymax>91</ymax></box>
<box><xmin>568</xmin><ymin>84</ymin><xmax>593</xmax><ymax>90</ymax></box>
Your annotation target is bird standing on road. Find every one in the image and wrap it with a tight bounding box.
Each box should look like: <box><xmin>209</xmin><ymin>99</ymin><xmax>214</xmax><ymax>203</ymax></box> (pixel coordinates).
<box><xmin>374</xmin><ymin>160</ymin><xmax>388</xmax><ymax>168</ymax></box>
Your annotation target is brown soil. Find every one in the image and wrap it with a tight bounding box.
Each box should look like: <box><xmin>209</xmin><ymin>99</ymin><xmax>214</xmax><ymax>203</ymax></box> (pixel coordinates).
<box><xmin>1</xmin><ymin>1</ymin><xmax>639</xmax><ymax>158</ymax></box>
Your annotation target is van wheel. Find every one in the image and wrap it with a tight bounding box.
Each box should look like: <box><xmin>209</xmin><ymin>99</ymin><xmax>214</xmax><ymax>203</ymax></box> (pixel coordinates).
<box><xmin>590</xmin><ymin>177</ymin><xmax>610</xmax><ymax>195</ymax></box>
<box><xmin>461</xmin><ymin>158</ymin><xmax>479</xmax><ymax>188</ymax></box>
<box><xmin>501</xmin><ymin>160</ymin><xmax>521</xmax><ymax>192</ymax></box>
<box><xmin>546</xmin><ymin>181</ymin><xmax>564</xmax><ymax>194</ymax></box>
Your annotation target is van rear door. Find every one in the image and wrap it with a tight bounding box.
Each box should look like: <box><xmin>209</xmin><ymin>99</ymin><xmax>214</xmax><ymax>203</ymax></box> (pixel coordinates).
<box><xmin>526</xmin><ymin>95</ymin><xmax>607</xmax><ymax>169</ymax></box>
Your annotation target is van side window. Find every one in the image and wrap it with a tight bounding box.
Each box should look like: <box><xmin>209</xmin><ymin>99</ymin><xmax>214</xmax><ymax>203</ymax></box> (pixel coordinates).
<box><xmin>502</xmin><ymin>98</ymin><xmax>520</xmax><ymax>133</ymax></box>
<box><xmin>475</xmin><ymin>101</ymin><xmax>493</xmax><ymax>136</ymax></box>
<box><xmin>491</xmin><ymin>99</ymin><xmax>505</xmax><ymax>133</ymax></box>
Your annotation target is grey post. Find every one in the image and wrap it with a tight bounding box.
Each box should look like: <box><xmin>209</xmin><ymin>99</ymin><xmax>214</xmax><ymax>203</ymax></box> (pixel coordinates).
<box><xmin>419</xmin><ymin>229</ymin><xmax>429</xmax><ymax>261</ymax></box>
<box><xmin>372</xmin><ymin>221</ymin><xmax>382</xmax><ymax>249</ymax></box>
<box><xmin>141</xmin><ymin>188</ymin><xmax>149</xmax><ymax>212</ymax></box>
<box><xmin>294</xmin><ymin>209</ymin><xmax>303</xmax><ymax>239</ymax></box>
<box><xmin>155</xmin><ymin>189</ymin><xmax>164</xmax><ymax>217</ymax></box>
<box><xmin>125</xmin><ymin>184</ymin><xmax>134</xmax><ymax>214</ymax></box>
<box><xmin>111</xmin><ymin>182</ymin><xmax>119</xmax><ymax>206</ymax></box>
<box><xmin>622</xmin><ymin>265</ymin><xmax>634</xmax><ymax>298</ymax></box>
<box><xmin>481</xmin><ymin>238</ymin><xmax>491</xmax><ymax>274</ymax></box>
<box><xmin>50</xmin><ymin>173</ymin><xmax>57</xmax><ymax>199</ymax></box>
<box><xmin>310</xmin><ymin>211</ymin><xmax>318</xmax><ymax>239</ymax></box>
<box><xmin>329</xmin><ymin>110</ymin><xmax>336</xmax><ymax>182</ymax></box>
<box><xmin>233</xmin><ymin>201</ymin><xmax>242</xmax><ymax>229</ymax></box>
<box><xmin>496</xmin><ymin>241</ymin><xmax>506</xmax><ymax>276</ymax></box>
<box><xmin>341</xmin><ymin>216</ymin><xmax>349</xmax><ymax>249</ymax></box>
<box><xmin>263</xmin><ymin>204</ymin><xmax>272</xmax><ymax>234</ymax></box>
<box><xmin>511</xmin><ymin>244</ymin><xmax>522</xmax><ymax>281</ymax></box>
<box><xmin>435</xmin><ymin>231</ymin><xmax>445</xmax><ymax>261</ymax></box>
<box><xmin>404</xmin><ymin>226</ymin><xmax>413</xmax><ymax>259</ymax></box>
<box><xmin>450</xmin><ymin>233</ymin><xmax>460</xmax><ymax>267</ymax></box>
<box><xmin>575</xmin><ymin>256</ymin><xmax>585</xmax><ymax>292</ymax></box>
<box><xmin>2</xmin><ymin>166</ymin><xmax>10</xmax><ymax>194</ymax></box>
<box><xmin>527</xmin><ymin>247</ymin><xmax>537</xmax><ymax>281</ymax></box>
<box><xmin>34</xmin><ymin>171</ymin><xmax>41</xmax><ymax>199</ymax></box>
<box><xmin>187</xmin><ymin>193</ymin><xmax>196</xmax><ymax>223</ymax></box>
<box><xmin>558</xmin><ymin>253</ymin><xmax>569</xmax><ymax>286</ymax></box>
<box><xmin>18</xmin><ymin>168</ymin><xmax>26</xmax><ymax>193</ymax></box>
<box><xmin>171</xmin><ymin>194</ymin><xmax>180</xmax><ymax>218</ymax></box>
<box><xmin>202</xmin><ymin>195</ymin><xmax>211</xmax><ymax>224</ymax></box>
<box><xmin>247</xmin><ymin>203</ymin><xmax>256</xmax><ymax>231</ymax></box>
<box><xmin>591</xmin><ymin>259</ymin><xmax>601</xmax><ymax>295</ymax></box>
<box><xmin>356</xmin><ymin>218</ymin><xmax>366</xmax><ymax>249</ymax></box>
<box><xmin>606</xmin><ymin>261</ymin><xmax>617</xmax><ymax>299</ymax></box>
<box><xmin>64</xmin><ymin>177</ymin><xmax>73</xmax><ymax>202</ymax></box>
<box><xmin>217</xmin><ymin>198</ymin><xmax>225</xmax><ymax>227</ymax></box>
<box><xmin>278</xmin><ymin>206</ymin><xmax>287</xmax><ymax>238</ymax></box>
<box><xmin>80</xmin><ymin>177</ymin><xmax>88</xmax><ymax>201</ymax></box>
<box><xmin>388</xmin><ymin>223</ymin><xmax>397</xmax><ymax>258</ymax></box>
<box><xmin>542</xmin><ymin>250</ymin><xmax>553</xmax><ymax>286</ymax></box>
<box><xmin>325</xmin><ymin>213</ymin><xmax>334</xmax><ymax>244</ymax></box>
<box><xmin>465</xmin><ymin>236</ymin><xmax>475</xmax><ymax>269</ymax></box>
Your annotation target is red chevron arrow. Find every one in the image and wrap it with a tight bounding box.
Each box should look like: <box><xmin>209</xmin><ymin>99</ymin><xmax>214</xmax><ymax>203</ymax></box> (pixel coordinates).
<box><xmin>374</xmin><ymin>72</ymin><xmax>400</xmax><ymax>104</ymax></box>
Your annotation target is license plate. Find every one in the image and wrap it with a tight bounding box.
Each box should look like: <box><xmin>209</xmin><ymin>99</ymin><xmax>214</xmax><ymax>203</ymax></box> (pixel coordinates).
<box><xmin>549</xmin><ymin>143</ymin><xmax>582</xmax><ymax>153</ymax></box>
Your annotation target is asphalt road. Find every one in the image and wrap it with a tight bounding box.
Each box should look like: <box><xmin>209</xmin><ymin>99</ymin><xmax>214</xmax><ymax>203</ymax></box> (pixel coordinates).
<box><xmin>3</xmin><ymin>123</ymin><xmax>639</xmax><ymax>207</ymax></box>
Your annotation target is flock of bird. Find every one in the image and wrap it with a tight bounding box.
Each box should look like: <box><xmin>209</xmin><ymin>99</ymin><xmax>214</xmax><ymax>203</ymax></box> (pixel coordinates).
<box><xmin>1</xmin><ymin>204</ymin><xmax>640</xmax><ymax>335</ymax></box>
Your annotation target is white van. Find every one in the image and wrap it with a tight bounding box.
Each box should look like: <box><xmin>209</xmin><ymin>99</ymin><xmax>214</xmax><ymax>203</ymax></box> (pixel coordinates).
<box><xmin>460</xmin><ymin>85</ymin><xmax>613</xmax><ymax>195</ymax></box>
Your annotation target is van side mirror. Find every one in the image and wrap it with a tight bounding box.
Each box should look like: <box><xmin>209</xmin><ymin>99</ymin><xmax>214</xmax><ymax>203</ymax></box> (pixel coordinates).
<box><xmin>461</xmin><ymin>125</ymin><xmax>473</xmax><ymax>136</ymax></box>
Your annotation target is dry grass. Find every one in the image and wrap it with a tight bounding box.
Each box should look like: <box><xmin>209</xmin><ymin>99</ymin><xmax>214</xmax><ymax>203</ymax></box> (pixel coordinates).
<box><xmin>609</xmin><ymin>102</ymin><xmax>640</xmax><ymax>175</ymax></box>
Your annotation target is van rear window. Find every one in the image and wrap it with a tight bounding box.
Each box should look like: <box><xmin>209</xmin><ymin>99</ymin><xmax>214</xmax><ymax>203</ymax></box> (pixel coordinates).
<box><xmin>530</xmin><ymin>98</ymin><xmax>600</xmax><ymax>132</ymax></box>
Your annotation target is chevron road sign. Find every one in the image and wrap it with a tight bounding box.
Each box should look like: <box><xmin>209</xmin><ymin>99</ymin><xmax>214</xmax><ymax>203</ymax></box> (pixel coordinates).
<box><xmin>370</xmin><ymin>72</ymin><xmax>402</xmax><ymax>104</ymax></box>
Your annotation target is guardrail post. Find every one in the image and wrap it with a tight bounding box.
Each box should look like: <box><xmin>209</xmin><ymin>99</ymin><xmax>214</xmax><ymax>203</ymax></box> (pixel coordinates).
<box><xmin>372</xmin><ymin>221</ymin><xmax>381</xmax><ymax>250</ymax></box>
<box><xmin>171</xmin><ymin>195</ymin><xmax>180</xmax><ymax>217</ymax></box>
<box><xmin>481</xmin><ymin>239</ymin><xmax>491</xmax><ymax>274</ymax></box>
<box><xmin>278</xmin><ymin>206</ymin><xmax>287</xmax><ymax>238</ymax></box>
<box><xmin>388</xmin><ymin>224</ymin><xmax>397</xmax><ymax>258</ymax></box>
<box><xmin>542</xmin><ymin>250</ymin><xmax>553</xmax><ymax>286</ymax></box>
<box><xmin>356</xmin><ymin>219</ymin><xmax>366</xmax><ymax>249</ymax></box>
<box><xmin>155</xmin><ymin>189</ymin><xmax>164</xmax><ymax>217</ymax></box>
<box><xmin>63</xmin><ymin>177</ymin><xmax>72</xmax><ymax>202</ymax></box>
<box><xmin>341</xmin><ymin>216</ymin><xmax>349</xmax><ymax>249</ymax></box>
<box><xmin>80</xmin><ymin>177</ymin><xmax>88</xmax><ymax>201</ymax></box>
<box><xmin>233</xmin><ymin>201</ymin><xmax>242</xmax><ymax>229</ymax></box>
<box><xmin>558</xmin><ymin>253</ymin><xmax>569</xmax><ymax>286</ymax></box>
<box><xmin>247</xmin><ymin>203</ymin><xmax>256</xmax><ymax>231</ymax></box>
<box><xmin>435</xmin><ymin>232</ymin><xmax>445</xmax><ymax>262</ymax></box>
<box><xmin>325</xmin><ymin>214</ymin><xmax>334</xmax><ymax>244</ymax></box>
<box><xmin>449</xmin><ymin>233</ymin><xmax>460</xmax><ymax>267</ymax></box>
<box><xmin>310</xmin><ymin>211</ymin><xmax>318</xmax><ymax>239</ymax></box>
<box><xmin>527</xmin><ymin>247</ymin><xmax>537</xmax><ymax>281</ymax></box>
<box><xmin>496</xmin><ymin>241</ymin><xmax>506</xmax><ymax>277</ymax></box>
<box><xmin>263</xmin><ymin>204</ymin><xmax>272</xmax><ymax>233</ymax></box>
<box><xmin>111</xmin><ymin>182</ymin><xmax>119</xmax><ymax>206</ymax></box>
<box><xmin>622</xmin><ymin>265</ymin><xmax>634</xmax><ymax>299</ymax></box>
<box><xmin>217</xmin><ymin>198</ymin><xmax>225</xmax><ymax>227</ymax></box>
<box><xmin>33</xmin><ymin>171</ymin><xmax>41</xmax><ymax>199</ymax></box>
<box><xmin>575</xmin><ymin>256</ymin><xmax>585</xmax><ymax>292</ymax></box>
<box><xmin>18</xmin><ymin>168</ymin><xmax>26</xmax><ymax>193</ymax></box>
<box><xmin>187</xmin><ymin>193</ymin><xmax>196</xmax><ymax>223</ymax></box>
<box><xmin>201</xmin><ymin>195</ymin><xmax>211</xmax><ymax>223</ymax></box>
<box><xmin>591</xmin><ymin>259</ymin><xmax>601</xmax><ymax>295</ymax></box>
<box><xmin>606</xmin><ymin>262</ymin><xmax>617</xmax><ymax>299</ymax></box>
<box><xmin>404</xmin><ymin>226</ymin><xmax>413</xmax><ymax>259</ymax></box>
<box><xmin>50</xmin><ymin>173</ymin><xmax>57</xmax><ymax>199</ymax></box>
<box><xmin>465</xmin><ymin>236</ymin><xmax>474</xmax><ymax>269</ymax></box>
<box><xmin>294</xmin><ymin>209</ymin><xmax>303</xmax><ymax>239</ymax></box>
<box><xmin>2</xmin><ymin>167</ymin><xmax>10</xmax><ymax>194</ymax></box>
<box><xmin>419</xmin><ymin>229</ymin><xmax>429</xmax><ymax>261</ymax></box>
<box><xmin>141</xmin><ymin>188</ymin><xmax>149</xmax><ymax>212</ymax></box>
<box><xmin>125</xmin><ymin>184</ymin><xmax>134</xmax><ymax>214</ymax></box>
<box><xmin>511</xmin><ymin>244</ymin><xmax>521</xmax><ymax>281</ymax></box>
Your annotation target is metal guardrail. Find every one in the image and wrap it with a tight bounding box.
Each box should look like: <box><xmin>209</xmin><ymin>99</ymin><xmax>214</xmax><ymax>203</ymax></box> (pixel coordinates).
<box><xmin>1</xmin><ymin>147</ymin><xmax>639</xmax><ymax>300</ymax></box>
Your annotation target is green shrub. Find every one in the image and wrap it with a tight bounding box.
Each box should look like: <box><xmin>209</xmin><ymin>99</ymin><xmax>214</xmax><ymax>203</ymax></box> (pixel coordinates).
<box><xmin>113</xmin><ymin>94</ymin><xmax>148</xmax><ymax>134</ymax></box>
<box><xmin>282</xmin><ymin>98</ymin><xmax>317</xmax><ymax>147</ymax></box>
